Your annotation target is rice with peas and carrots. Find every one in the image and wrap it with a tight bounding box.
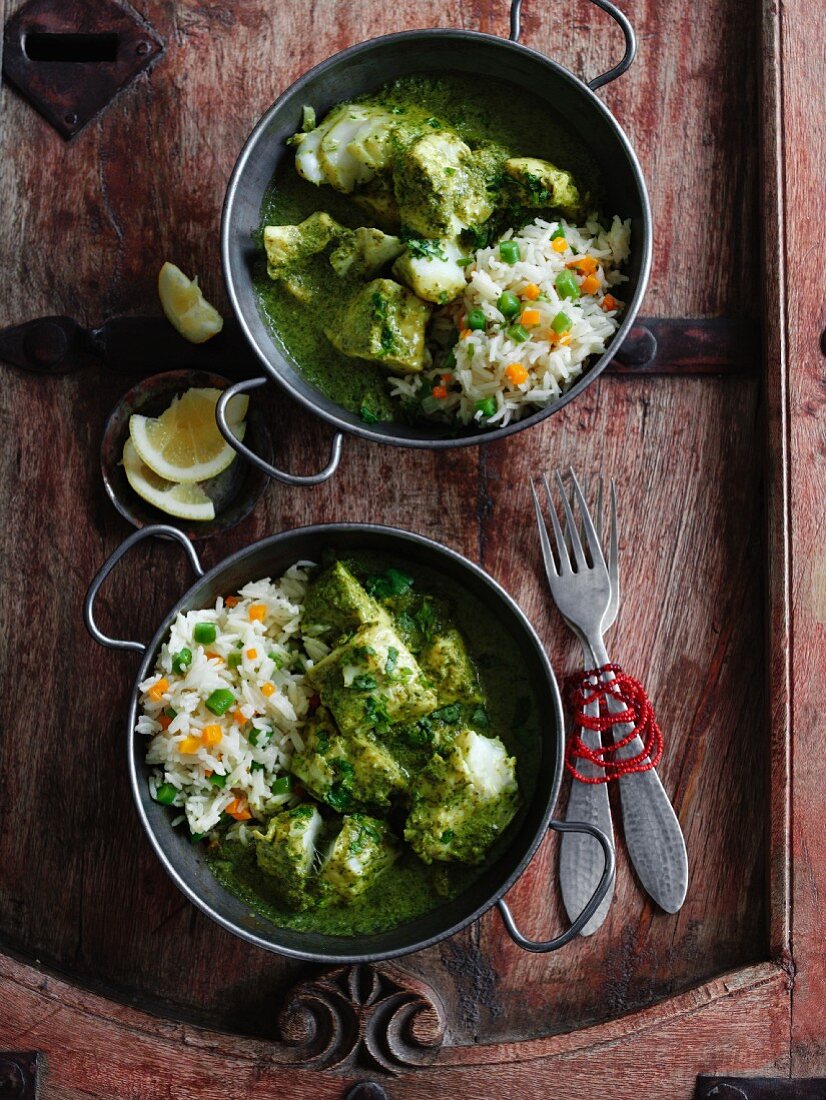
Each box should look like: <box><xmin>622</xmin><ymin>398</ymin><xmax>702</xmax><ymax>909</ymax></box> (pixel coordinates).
<box><xmin>136</xmin><ymin>565</ymin><xmax>324</xmax><ymax>842</ymax></box>
<box><xmin>390</xmin><ymin>215</ymin><xmax>631</xmax><ymax>428</ymax></box>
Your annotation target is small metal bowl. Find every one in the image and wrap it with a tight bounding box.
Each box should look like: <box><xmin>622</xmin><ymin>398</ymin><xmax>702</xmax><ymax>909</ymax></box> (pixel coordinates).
<box><xmin>101</xmin><ymin>370</ymin><xmax>272</xmax><ymax>541</ymax></box>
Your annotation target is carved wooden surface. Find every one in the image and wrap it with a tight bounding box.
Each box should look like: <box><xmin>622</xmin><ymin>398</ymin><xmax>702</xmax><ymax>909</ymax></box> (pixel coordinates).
<box><xmin>0</xmin><ymin>953</ymin><xmax>791</xmax><ymax>1097</ymax></box>
<box><xmin>770</xmin><ymin>0</ymin><xmax>826</xmax><ymax>1077</ymax></box>
<box><xmin>0</xmin><ymin>0</ymin><xmax>814</xmax><ymax>1092</ymax></box>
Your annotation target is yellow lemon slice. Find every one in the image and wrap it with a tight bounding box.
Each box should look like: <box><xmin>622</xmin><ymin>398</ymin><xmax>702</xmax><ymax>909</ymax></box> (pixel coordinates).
<box><xmin>122</xmin><ymin>439</ymin><xmax>216</xmax><ymax>522</ymax></box>
<box><xmin>158</xmin><ymin>262</ymin><xmax>224</xmax><ymax>344</ymax></box>
<box><xmin>129</xmin><ymin>387</ymin><xmax>248</xmax><ymax>483</ymax></box>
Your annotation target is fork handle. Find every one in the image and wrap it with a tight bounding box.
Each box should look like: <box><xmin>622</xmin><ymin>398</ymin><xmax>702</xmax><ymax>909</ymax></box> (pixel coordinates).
<box><xmin>586</xmin><ymin>635</ymin><xmax>689</xmax><ymax>913</ymax></box>
<box><xmin>559</xmin><ymin>647</ymin><xmax>615</xmax><ymax>935</ymax></box>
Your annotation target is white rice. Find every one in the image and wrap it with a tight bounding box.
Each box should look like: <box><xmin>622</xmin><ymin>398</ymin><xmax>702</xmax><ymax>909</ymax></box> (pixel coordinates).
<box><xmin>389</xmin><ymin>215</ymin><xmax>631</xmax><ymax>428</ymax></box>
<box><xmin>136</xmin><ymin>563</ymin><xmax>322</xmax><ymax>842</ymax></box>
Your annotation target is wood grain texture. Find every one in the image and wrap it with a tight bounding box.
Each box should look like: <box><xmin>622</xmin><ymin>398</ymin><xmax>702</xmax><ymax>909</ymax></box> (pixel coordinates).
<box><xmin>765</xmin><ymin>0</ymin><xmax>826</xmax><ymax>1077</ymax></box>
<box><xmin>759</xmin><ymin>0</ymin><xmax>792</xmax><ymax>968</ymax></box>
<box><xmin>0</xmin><ymin>0</ymin><xmax>782</xmax><ymax>1087</ymax></box>
<box><xmin>0</xmin><ymin>952</ymin><xmax>790</xmax><ymax>1098</ymax></box>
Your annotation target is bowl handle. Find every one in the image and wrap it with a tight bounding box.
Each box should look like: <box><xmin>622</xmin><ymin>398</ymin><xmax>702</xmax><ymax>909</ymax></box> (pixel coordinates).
<box><xmin>509</xmin><ymin>0</ymin><xmax>636</xmax><ymax>90</ymax></box>
<box><xmin>497</xmin><ymin>817</ymin><xmax>615</xmax><ymax>951</ymax></box>
<box><xmin>216</xmin><ymin>377</ymin><xmax>344</xmax><ymax>486</ymax></box>
<box><xmin>84</xmin><ymin>525</ymin><xmax>204</xmax><ymax>653</ymax></box>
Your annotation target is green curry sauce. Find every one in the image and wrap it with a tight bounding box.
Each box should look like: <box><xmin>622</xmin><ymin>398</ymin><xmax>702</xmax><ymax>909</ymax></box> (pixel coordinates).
<box><xmin>253</xmin><ymin>73</ymin><xmax>600</xmax><ymax>425</ymax></box>
<box><xmin>205</xmin><ymin>552</ymin><xmax>541</xmax><ymax>936</ymax></box>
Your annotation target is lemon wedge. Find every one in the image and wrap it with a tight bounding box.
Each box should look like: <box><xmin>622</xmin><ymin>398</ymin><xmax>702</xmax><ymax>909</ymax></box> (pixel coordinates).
<box><xmin>129</xmin><ymin>387</ymin><xmax>248</xmax><ymax>483</ymax></box>
<box><xmin>122</xmin><ymin>439</ymin><xmax>216</xmax><ymax>522</ymax></box>
<box><xmin>158</xmin><ymin>262</ymin><xmax>224</xmax><ymax>344</ymax></box>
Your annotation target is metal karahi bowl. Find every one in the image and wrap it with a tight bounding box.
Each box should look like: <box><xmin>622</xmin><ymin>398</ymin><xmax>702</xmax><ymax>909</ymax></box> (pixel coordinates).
<box><xmin>217</xmin><ymin>0</ymin><xmax>652</xmax><ymax>486</ymax></box>
<box><xmin>85</xmin><ymin>522</ymin><xmax>613</xmax><ymax>963</ymax></box>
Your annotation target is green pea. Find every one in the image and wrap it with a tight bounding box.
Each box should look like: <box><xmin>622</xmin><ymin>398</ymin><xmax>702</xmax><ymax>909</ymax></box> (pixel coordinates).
<box><xmin>551</xmin><ymin>226</ymin><xmax>566</xmax><ymax>241</ymax></box>
<box><xmin>467</xmin><ymin>308</ymin><xmax>486</xmax><ymax>331</ymax></box>
<box><xmin>499</xmin><ymin>240</ymin><xmax>520</xmax><ymax>264</ymax></box>
<box><xmin>552</xmin><ymin>311</ymin><xmax>572</xmax><ymax>333</ymax></box>
<box><xmin>208</xmin><ymin>773</ymin><xmax>227</xmax><ymax>788</ymax></box>
<box><xmin>193</xmin><ymin>623</ymin><xmax>216</xmax><ymax>645</ymax></box>
<box><xmin>227</xmin><ymin>651</ymin><xmax>242</xmax><ymax>669</ymax></box>
<box><xmin>249</xmin><ymin>725</ymin><xmax>271</xmax><ymax>747</ymax></box>
<box><xmin>508</xmin><ymin>323</ymin><xmax>530</xmax><ymax>343</ymax></box>
<box><xmin>497</xmin><ymin>290</ymin><xmax>521</xmax><ymax>319</ymax></box>
<box><xmin>272</xmin><ymin>775</ymin><xmax>293</xmax><ymax>795</ymax></box>
<box><xmin>171</xmin><ymin>648</ymin><xmax>192</xmax><ymax>675</ymax></box>
<box><xmin>154</xmin><ymin>782</ymin><xmax>177</xmax><ymax>805</ymax></box>
<box><xmin>475</xmin><ymin>397</ymin><xmax>497</xmax><ymax>418</ymax></box>
<box><xmin>205</xmin><ymin>688</ymin><xmax>235</xmax><ymax>716</ymax></box>
<box><xmin>555</xmin><ymin>270</ymin><xmax>581</xmax><ymax>301</ymax></box>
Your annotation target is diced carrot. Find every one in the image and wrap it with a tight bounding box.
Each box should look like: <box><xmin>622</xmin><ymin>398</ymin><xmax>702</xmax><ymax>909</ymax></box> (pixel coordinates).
<box><xmin>547</xmin><ymin>331</ymin><xmax>572</xmax><ymax>347</ymax></box>
<box><xmin>205</xmin><ymin>651</ymin><xmax>222</xmax><ymax>663</ymax></box>
<box><xmin>232</xmin><ymin>709</ymin><xmax>247</xmax><ymax>725</ymax></box>
<box><xmin>148</xmin><ymin>677</ymin><xmax>169</xmax><ymax>702</ymax></box>
<box><xmin>225</xmin><ymin>797</ymin><xmax>252</xmax><ymax>822</ymax></box>
<box><xmin>601</xmin><ymin>294</ymin><xmax>621</xmax><ymax>312</ymax></box>
<box><xmin>460</xmin><ymin>328</ymin><xmax>472</xmax><ymax>340</ymax></box>
<box><xmin>441</xmin><ymin>373</ymin><xmax>454</xmax><ymax>384</ymax></box>
<box><xmin>520</xmin><ymin>308</ymin><xmax>541</xmax><ymax>327</ymax></box>
<box><xmin>249</xmin><ymin>604</ymin><xmax>266</xmax><ymax>622</ymax></box>
<box><xmin>505</xmin><ymin>362</ymin><xmax>529</xmax><ymax>385</ymax></box>
<box><xmin>262</xmin><ymin>682</ymin><xmax>276</xmax><ymax>697</ymax></box>
<box><xmin>246</xmin><ymin>648</ymin><xmax>257</xmax><ymax>660</ymax></box>
<box><xmin>522</xmin><ymin>283</ymin><xmax>540</xmax><ymax>300</ymax></box>
<box><xmin>225</xmin><ymin>595</ymin><xmax>239</xmax><ymax>608</ymax></box>
<box><xmin>566</xmin><ymin>256</ymin><xmax>599</xmax><ymax>275</ymax></box>
<box><xmin>552</xmin><ymin>237</ymin><xmax>568</xmax><ymax>253</ymax></box>
<box><xmin>580</xmin><ymin>274</ymin><xmax>601</xmax><ymax>295</ymax></box>
<box><xmin>202</xmin><ymin>724</ymin><xmax>222</xmax><ymax>746</ymax></box>
<box><xmin>204</xmin><ymin>770</ymin><xmax>213</xmax><ymax>778</ymax></box>
<box><xmin>179</xmin><ymin>736</ymin><xmax>202</xmax><ymax>754</ymax></box>
<box><xmin>432</xmin><ymin>385</ymin><xmax>448</xmax><ymax>400</ymax></box>
<box><xmin>158</xmin><ymin>713</ymin><xmax>172</xmax><ymax>731</ymax></box>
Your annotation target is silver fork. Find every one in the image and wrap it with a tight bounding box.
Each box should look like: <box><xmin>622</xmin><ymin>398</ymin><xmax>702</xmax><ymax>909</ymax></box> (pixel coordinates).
<box><xmin>532</xmin><ymin>469</ymin><xmax>689</xmax><ymax>915</ymax></box>
<box><xmin>554</xmin><ymin>476</ymin><xmax>619</xmax><ymax>934</ymax></box>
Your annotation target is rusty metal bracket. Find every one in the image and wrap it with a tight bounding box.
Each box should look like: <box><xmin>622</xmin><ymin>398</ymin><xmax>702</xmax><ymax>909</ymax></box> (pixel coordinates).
<box><xmin>2</xmin><ymin>0</ymin><xmax>163</xmax><ymax>139</ymax></box>
<box><xmin>0</xmin><ymin>1052</ymin><xmax>41</xmax><ymax>1099</ymax></box>
<box><xmin>696</xmin><ymin>1078</ymin><xmax>826</xmax><ymax>1098</ymax></box>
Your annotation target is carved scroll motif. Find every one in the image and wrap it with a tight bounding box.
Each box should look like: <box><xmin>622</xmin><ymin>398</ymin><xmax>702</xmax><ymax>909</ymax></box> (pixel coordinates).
<box><xmin>277</xmin><ymin>964</ymin><xmax>444</xmax><ymax>1075</ymax></box>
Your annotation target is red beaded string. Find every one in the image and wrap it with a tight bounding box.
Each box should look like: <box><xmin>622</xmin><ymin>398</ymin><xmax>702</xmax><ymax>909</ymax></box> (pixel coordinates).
<box><xmin>563</xmin><ymin>664</ymin><xmax>663</xmax><ymax>784</ymax></box>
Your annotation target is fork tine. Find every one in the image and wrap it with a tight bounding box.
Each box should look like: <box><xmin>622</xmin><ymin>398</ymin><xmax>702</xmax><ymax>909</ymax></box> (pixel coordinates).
<box><xmin>595</xmin><ymin>474</ymin><xmax>604</xmax><ymax>544</ymax></box>
<box><xmin>567</xmin><ymin>472</ymin><xmax>587</xmax><ymax>558</ymax></box>
<box><xmin>530</xmin><ymin>480</ymin><xmax>559</xmax><ymax>581</ymax></box>
<box><xmin>608</xmin><ymin>476</ymin><xmax>619</xmax><ymax>595</ymax></box>
<box><xmin>554</xmin><ymin>470</ymin><xmax>587</xmax><ymax>569</ymax></box>
<box><xmin>568</xmin><ymin>467</ymin><xmax>606</xmax><ymax>570</ymax></box>
<box><xmin>541</xmin><ymin>474</ymin><xmax>573</xmax><ymax>574</ymax></box>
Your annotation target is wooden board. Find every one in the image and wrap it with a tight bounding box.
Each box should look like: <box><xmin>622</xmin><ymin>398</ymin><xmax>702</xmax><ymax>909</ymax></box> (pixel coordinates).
<box><xmin>0</xmin><ymin>0</ymin><xmax>816</xmax><ymax>1092</ymax></box>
